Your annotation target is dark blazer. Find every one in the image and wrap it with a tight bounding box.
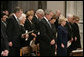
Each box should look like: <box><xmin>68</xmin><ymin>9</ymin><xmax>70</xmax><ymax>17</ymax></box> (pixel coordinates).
<box><xmin>32</xmin><ymin>16</ymin><xmax>40</xmax><ymax>35</ymax></box>
<box><xmin>24</xmin><ymin>19</ymin><xmax>35</xmax><ymax>31</ymax></box>
<box><xmin>32</xmin><ymin>16</ymin><xmax>40</xmax><ymax>31</ymax></box>
<box><xmin>6</xmin><ymin>15</ymin><xmax>21</xmax><ymax>56</ymax></box>
<box><xmin>54</xmin><ymin>16</ymin><xmax>59</xmax><ymax>29</ymax></box>
<box><xmin>20</xmin><ymin>24</ymin><xmax>34</xmax><ymax>47</ymax></box>
<box><xmin>57</xmin><ymin>25</ymin><xmax>68</xmax><ymax>56</ymax></box>
<box><xmin>71</xmin><ymin>23</ymin><xmax>81</xmax><ymax>49</ymax></box>
<box><xmin>19</xmin><ymin>25</ymin><xmax>30</xmax><ymax>47</ymax></box>
<box><xmin>51</xmin><ymin>24</ymin><xmax>57</xmax><ymax>42</ymax></box>
<box><xmin>65</xmin><ymin>21</ymin><xmax>73</xmax><ymax>41</ymax></box>
<box><xmin>32</xmin><ymin>16</ymin><xmax>41</xmax><ymax>44</ymax></box>
<box><xmin>24</xmin><ymin>19</ymin><xmax>36</xmax><ymax>43</ymax></box>
<box><xmin>1</xmin><ymin>21</ymin><xmax>9</xmax><ymax>53</ymax></box>
<box><xmin>39</xmin><ymin>18</ymin><xmax>55</xmax><ymax>56</ymax></box>
<box><xmin>6</xmin><ymin>15</ymin><xmax>21</xmax><ymax>47</ymax></box>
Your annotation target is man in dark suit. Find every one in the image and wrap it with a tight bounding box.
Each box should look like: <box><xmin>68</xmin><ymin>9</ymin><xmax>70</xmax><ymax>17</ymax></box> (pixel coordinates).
<box><xmin>39</xmin><ymin>9</ymin><xmax>55</xmax><ymax>56</ymax></box>
<box><xmin>32</xmin><ymin>9</ymin><xmax>44</xmax><ymax>44</ymax></box>
<box><xmin>65</xmin><ymin>14</ymin><xmax>74</xmax><ymax>56</ymax></box>
<box><xmin>54</xmin><ymin>10</ymin><xmax>61</xmax><ymax>30</ymax></box>
<box><xmin>6</xmin><ymin>7</ymin><xmax>23</xmax><ymax>56</ymax></box>
<box><xmin>1</xmin><ymin>13</ymin><xmax>9</xmax><ymax>56</ymax></box>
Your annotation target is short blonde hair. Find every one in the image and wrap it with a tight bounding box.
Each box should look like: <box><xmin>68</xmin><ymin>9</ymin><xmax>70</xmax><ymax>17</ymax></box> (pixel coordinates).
<box><xmin>26</xmin><ymin>10</ymin><xmax>34</xmax><ymax>17</ymax></box>
<box><xmin>58</xmin><ymin>15</ymin><xmax>67</xmax><ymax>24</ymax></box>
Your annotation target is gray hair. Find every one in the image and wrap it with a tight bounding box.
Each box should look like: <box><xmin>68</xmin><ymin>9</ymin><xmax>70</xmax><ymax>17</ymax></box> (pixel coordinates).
<box><xmin>36</xmin><ymin>9</ymin><xmax>44</xmax><ymax>15</ymax></box>
<box><xmin>67</xmin><ymin>14</ymin><xmax>73</xmax><ymax>18</ymax></box>
<box><xmin>45</xmin><ymin>9</ymin><xmax>53</xmax><ymax>15</ymax></box>
<box><xmin>19</xmin><ymin>13</ymin><xmax>26</xmax><ymax>20</ymax></box>
<box><xmin>13</xmin><ymin>7</ymin><xmax>23</xmax><ymax>13</ymax></box>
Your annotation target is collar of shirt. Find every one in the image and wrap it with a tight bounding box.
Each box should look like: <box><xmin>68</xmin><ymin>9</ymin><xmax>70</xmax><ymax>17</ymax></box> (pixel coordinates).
<box><xmin>13</xmin><ymin>14</ymin><xmax>20</xmax><ymax>24</ymax></box>
<box><xmin>2</xmin><ymin>21</ymin><xmax>7</xmax><ymax>27</ymax></box>
<box><xmin>44</xmin><ymin>16</ymin><xmax>49</xmax><ymax>22</ymax></box>
<box><xmin>35</xmin><ymin>14</ymin><xmax>38</xmax><ymax>19</ymax></box>
<box><xmin>20</xmin><ymin>24</ymin><xmax>24</xmax><ymax>27</ymax></box>
<box><xmin>13</xmin><ymin>14</ymin><xmax>18</xmax><ymax>19</ymax></box>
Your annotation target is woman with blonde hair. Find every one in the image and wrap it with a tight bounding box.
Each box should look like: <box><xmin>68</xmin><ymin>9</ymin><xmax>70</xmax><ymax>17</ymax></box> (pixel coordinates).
<box><xmin>57</xmin><ymin>16</ymin><xmax>68</xmax><ymax>56</ymax></box>
<box><xmin>72</xmin><ymin>15</ymin><xmax>81</xmax><ymax>50</ymax></box>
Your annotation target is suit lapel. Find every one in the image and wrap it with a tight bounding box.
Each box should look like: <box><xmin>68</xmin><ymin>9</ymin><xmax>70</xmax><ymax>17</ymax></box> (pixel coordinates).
<box><xmin>42</xmin><ymin>19</ymin><xmax>52</xmax><ymax>32</ymax></box>
<box><xmin>12</xmin><ymin>15</ymin><xmax>21</xmax><ymax>30</ymax></box>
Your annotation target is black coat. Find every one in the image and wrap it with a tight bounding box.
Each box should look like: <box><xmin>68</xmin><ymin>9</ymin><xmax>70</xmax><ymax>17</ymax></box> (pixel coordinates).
<box><xmin>32</xmin><ymin>16</ymin><xmax>41</xmax><ymax>35</ymax></box>
<box><xmin>19</xmin><ymin>25</ymin><xmax>28</xmax><ymax>48</ymax></box>
<box><xmin>6</xmin><ymin>15</ymin><xmax>21</xmax><ymax>56</ymax></box>
<box><xmin>57</xmin><ymin>25</ymin><xmax>68</xmax><ymax>56</ymax></box>
<box><xmin>24</xmin><ymin>19</ymin><xmax>35</xmax><ymax>32</ymax></box>
<box><xmin>1</xmin><ymin>21</ymin><xmax>9</xmax><ymax>53</ymax></box>
<box><xmin>71</xmin><ymin>23</ymin><xmax>81</xmax><ymax>49</ymax></box>
<box><xmin>54</xmin><ymin>16</ymin><xmax>59</xmax><ymax>30</ymax></box>
<box><xmin>65</xmin><ymin>21</ymin><xmax>73</xmax><ymax>41</ymax></box>
<box><xmin>39</xmin><ymin>18</ymin><xmax>55</xmax><ymax>56</ymax></box>
<box><xmin>32</xmin><ymin>16</ymin><xmax>40</xmax><ymax>31</ymax></box>
<box><xmin>32</xmin><ymin>16</ymin><xmax>41</xmax><ymax>44</ymax></box>
<box><xmin>51</xmin><ymin>24</ymin><xmax>57</xmax><ymax>42</ymax></box>
<box><xmin>24</xmin><ymin>19</ymin><xmax>36</xmax><ymax>44</ymax></box>
<box><xmin>20</xmin><ymin>25</ymin><xmax>33</xmax><ymax>47</ymax></box>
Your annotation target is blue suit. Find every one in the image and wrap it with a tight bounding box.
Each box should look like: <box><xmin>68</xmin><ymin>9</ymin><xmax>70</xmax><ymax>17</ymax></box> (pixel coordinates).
<box><xmin>57</xmin><ymin>25</ymin><xmax>68</xmax><ymax>56</ymax></box>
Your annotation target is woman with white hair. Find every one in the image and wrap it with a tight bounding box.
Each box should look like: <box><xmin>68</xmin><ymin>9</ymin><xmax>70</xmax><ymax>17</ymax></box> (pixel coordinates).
<box><xmin>19</xmin><ymin>13</ymin><xmax>26</xmax><ymax>25</ymax></box>
<box><xmin>57</xmin><ymin>16</ymin><xmax>68</xmax><ymax>56</ymax></box>
<box><xmin>19</xmin><ymin>13</ymin><xmax>30</xmax><ymax>56</ymax></box>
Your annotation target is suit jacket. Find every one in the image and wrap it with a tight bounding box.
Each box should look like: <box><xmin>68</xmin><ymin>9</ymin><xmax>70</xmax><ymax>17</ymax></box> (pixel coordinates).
<box><xmin>57</xmin><ymin>25</ymin><xmax>68</xmax><ymax>56</ymax></box>
<box><xmin>32</xmin><ymin>16</ymin><xmax>41</xmax><ymax>44</ymax></box>
<box><xmin>1</xmin><ymin>21</ymin><xmax>9</xmax><ymax>52</ymax></box>
<box><xmin>19</xmin><ymin>25</ymin><xmax>30</xmax><ymax>47</ymax></box>
<box><xmin>57</xmin><ymin>25</ymin><xmax>68</xmax><ymax>47</ymax></box>
<box><xmin>32</xmin><ymin>16</ymin><xmax>40</xmax><ymax>35</ymax></box>
<box><xmin>39</xmin><ymin>18</ymin><xmax>55</xmax><ymax>56</ymax></box>
<box><xmin>65</xmin><ymin>21</ymin><xmax>73</xmax><ymax>41</ymax></box>
<box><xmin>54</xmin><ymin>16</ymin><xmax>59</xmax><ymax>29</ymax></box>
<box><xmin>24</xmin><ymin>19</ymin><xmax>35</xmax><ymax>31</ymax></box>
<box><xmin>6</xmin><ymin>15</ymin><xmax>21</xmax><ymax>47</ymax></box>
<box><xmin>71</xmin><ymin>23</ymin><xmax>81</xmax><ymax>48</ymax></box>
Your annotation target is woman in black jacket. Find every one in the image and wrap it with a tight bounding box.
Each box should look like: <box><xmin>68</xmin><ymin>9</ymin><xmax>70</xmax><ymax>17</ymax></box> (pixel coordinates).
<box><xmin>72</xmin><ymin>15</ymin><xmax>81</xmax><ymax>49</ymax></box>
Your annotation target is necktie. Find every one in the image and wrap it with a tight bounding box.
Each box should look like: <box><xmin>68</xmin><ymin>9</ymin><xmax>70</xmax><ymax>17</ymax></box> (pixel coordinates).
<box><xmin>16</xmin><ymin>18</ymin><xmax>20</xmax><ymax>24</ymax></box>
<box><xmin>2</xmin><ymin>21</ymin><xmax>7</xmax><ymax>27</ymax></box>
<box><xmin>48</xmin><ymin>21</ymin><xmax>52</xmax><ymax>28</ymax></box>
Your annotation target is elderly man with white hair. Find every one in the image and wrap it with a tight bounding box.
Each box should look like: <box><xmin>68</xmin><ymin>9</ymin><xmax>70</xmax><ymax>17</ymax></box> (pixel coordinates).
<box><xmin>54</xmin><ymin>10</ymin><xmax>61</xmax><ymax>29</ymax></box>
<box><xmin>65</xmin><ymin>14</ymin><xmax>74</xmax><ymax>56</ymax></box>
<box><xmin>31</xmin><ymin>9</ymin><xmax>45</xmax><ymax>45</ymax></box>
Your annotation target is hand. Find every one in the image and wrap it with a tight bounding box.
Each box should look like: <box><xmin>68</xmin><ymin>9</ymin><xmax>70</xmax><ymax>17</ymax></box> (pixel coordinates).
<box><xmin>75</xmin><ymin>37</ymin><xmax>77</xmax><ymax>41</ymax></box>
<box><xmin>55</xmin><ymin>44</ymin><xmax>57</xmax><ymax>49</ymax></box>
<box><xmin>9</xmin><ymin>42</ymin><xmax>13</xmax><ymax>47</ymax></box>
<box><xmin>50</xmin><ymin>39</ymin><xmax>55</xmax><ymax>45</ymax></box>
<box><xmin>71</xmin><ymin>38</ymin><xmax>73</xmax><ymax>41</ymax></box>
<box><xmin>2</xmin><ymin>50</ymin><xmax>9</xmax><ymax>56</ymax></box>
<box><xmin>70</xmin><ymin>38</ymin><xmax>73</xmax><ymax>42</ymax></box>
<box><xmin>61</xmin><ymin>43</ymin><xmax>65</xmax><ymax>48</ymax></box>
<box><xmin>31</xmin><ymin>33</ymin><xmax>37</xmax><ymax>37</ymax></box>
<box><xmin>33</xmin><ymin>38</ymin><xmax>36</xmax><ymax>41</ymax></box>
<box><xmin>22</xmin><ymin>34</ymin><xmax>29</xmax><ymax>38</ymax></box>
